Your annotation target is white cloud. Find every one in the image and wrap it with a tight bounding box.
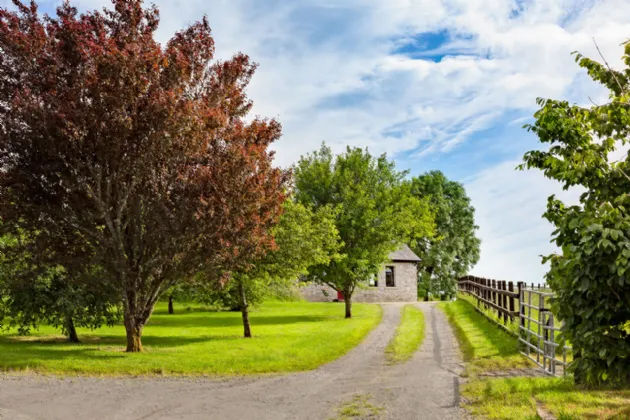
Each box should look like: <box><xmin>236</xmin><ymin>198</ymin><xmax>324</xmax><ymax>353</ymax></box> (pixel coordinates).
<box><xmin>8</xmin><ymin>0</ymin><xmax>630</xmax><ymax>283</ymax></box>
<box><xmin>465</xmin><ymin>160</ymin><xmax>582</xmax><ymax>284</ymax></box>
<box><xmin>25</xmin><ymin>0</ymin><xmax>630</xmax><ymax>164</ymax></box>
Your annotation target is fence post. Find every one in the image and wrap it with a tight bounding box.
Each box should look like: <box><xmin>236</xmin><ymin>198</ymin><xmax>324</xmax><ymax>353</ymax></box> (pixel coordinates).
<box><xmin>498</xmin><ymin>281</ymin><xmax>503</xmax><ymax>322</ymax></box>
<box><xmin>518</xmin><ymin>282</ymin><xmax>524</xmax><ymax>329</ymax></box>
<box><xmin>502</xmin><ymin>281</ymin><xmax>508</xmax><ymax>324</ymax></box>
<box><xmin>475</xmin><ymin>278</ymin><xmax>481</xmax><ymax>307</ymax></box>
<box><xmin>538</xmin><ymin>293</ymin><xmax>545</xmax><ymax>370</ymax></box>
<box><xmin>508</xmin><ymin>282</ymin><xmax>515</xmax><ymax>323</ymax></box>
<box><xmin>491</xmin><ymin>279</ymin><xmax>496</xmax><ymax>317</ymax></box>
<box><xmin>483</xmin><ymin>279</ymin><xmax>488</xmax><ymax>310</ymax></box>
<box><xmin>549</xmin><ymin>313</ymin><xmax>556</xmax><ymax>376</ymax></box>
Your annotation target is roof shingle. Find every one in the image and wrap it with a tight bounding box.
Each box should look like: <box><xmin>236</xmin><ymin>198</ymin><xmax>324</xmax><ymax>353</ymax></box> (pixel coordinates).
<box><xmin>388</xmin><ymin>244</ymin><xmax>421</xmax><ymax>262</ymax></box>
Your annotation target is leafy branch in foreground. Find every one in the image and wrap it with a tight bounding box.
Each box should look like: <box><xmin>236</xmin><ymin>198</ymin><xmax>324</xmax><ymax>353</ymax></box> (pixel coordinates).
<box><xmin>520</xmin><ymin>42</ymin><xmax>630</xmax><ymax>386</ymax></box>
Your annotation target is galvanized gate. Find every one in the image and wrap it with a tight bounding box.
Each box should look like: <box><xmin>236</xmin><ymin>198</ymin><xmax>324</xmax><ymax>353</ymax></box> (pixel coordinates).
<box><xmin>518</xmin><ymin>287</ymin><xmax>572</xmax><ymax>376</ymax></box>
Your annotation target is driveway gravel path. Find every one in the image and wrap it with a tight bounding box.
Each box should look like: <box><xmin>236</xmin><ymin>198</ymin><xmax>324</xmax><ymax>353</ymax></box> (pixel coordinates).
<box><xmin>0</xmin><ymin>303</ymin><xmax>465</xmax><ymax>420</ymax></box>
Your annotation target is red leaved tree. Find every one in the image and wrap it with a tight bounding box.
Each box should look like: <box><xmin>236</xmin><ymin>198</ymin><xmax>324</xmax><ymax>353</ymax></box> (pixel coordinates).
<box><xmin>0</xmin><ymin>0</ymin><xmax>288</xmax><ymax>351</ymax></box>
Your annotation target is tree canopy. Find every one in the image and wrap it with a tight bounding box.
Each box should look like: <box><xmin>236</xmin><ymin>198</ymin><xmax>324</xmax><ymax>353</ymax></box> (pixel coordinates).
<box><xmin>0</xmin><ymin>0</ymin><xmax>288</xmax><ymax>351</ymax></box>
<box><xmin>219</xmin><ymin>200</ymin><xmax>341</xmax><ymax>337</ymax></box>
<box><xmin>294</xmin><ymin>144</ymin><xmax>435</xmax><ymax>318</ymax></box>
<box><xmin>0</xmin><ymin>233</ymin><xmax>121</xmax><ymax>342</ymax></box>
<box><xmin>520</xmin><ymin>43</ymin><xmax>630</xmax><ymax>386</ymax></box>
<box><xmin>410</xmin><ymin>171</ymin><xmax>480</xmax><ymax>299</ymax></box>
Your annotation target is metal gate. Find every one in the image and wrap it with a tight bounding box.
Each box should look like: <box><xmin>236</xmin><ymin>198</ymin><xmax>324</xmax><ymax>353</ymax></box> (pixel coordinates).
<box><xmin>518</xmin><ymin>287</ymin><xmax>572</xmax><ymax>376</ymax></box>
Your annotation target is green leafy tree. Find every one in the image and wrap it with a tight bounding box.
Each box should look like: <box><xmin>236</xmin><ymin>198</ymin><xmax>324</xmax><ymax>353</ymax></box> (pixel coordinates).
<box><xmin>520</xmin><ymin>43</ymin><xmax>630</xmax><ymax>386</ymax></box>
<box><xmin>410</xmin><ymin>171</ymin><xmax>480</xmax><ymax>300</ymax></box>
<box><xmin>162</xmin><ymin>284</ymin><xmax>195</xmax><ymax>315</ymax></box>
<box><xmin>199</xmin><ymin>200</ymin><xmax>341</xmax><ymax>337</ymax></box>
<box><xmin>294</xmin><ymin>144</ymin><xmax>435</xmax><ymax>318</ymax></box>
<box><xmin>0</xmin><ymin>235</ymin><xmax>120</xmax><ymax>343</ymax></box>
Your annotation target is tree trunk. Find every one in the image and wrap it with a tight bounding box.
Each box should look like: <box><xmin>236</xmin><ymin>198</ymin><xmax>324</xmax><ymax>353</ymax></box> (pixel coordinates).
<box><xmin>424</xmin><ymin>268</ymin><xmax>433</xmax><ymax>302</ymax></box>
<box><xmin>241</xmin><ymin>307</ymin><xmax>252</xmax><ymax>338</ymax></box>
<box><xmin>121</xmin><ymin>280</ymin><xmax>158</xmax><ymax>352</ymax></box>
<box><xmin>124</xmin><ymin>316</ymin><xmax>144</xmax><ymax>352</ymax></box>
<box><xmin>66</xmin><ymin>317</ymin><xmax>80</xmax><ymax>343</ymax></box>
<box><xmin>344</xmin><ymin>293</ymin><xmax>352</xmax><ymax>319</ymax></box>
<box><xmin>573</xmin><ymin>350</ymin><xmax>583</xmax><ymax>385</ymax></box>
<box><xmin>238</xmin><ymin>281</ymin><xmax>252</xmax><ymax>338</ymax></box>
<box><xmin>168</xmin><ymin>295</ymin><xmax>174</xmax><ymax>314</ymax></box>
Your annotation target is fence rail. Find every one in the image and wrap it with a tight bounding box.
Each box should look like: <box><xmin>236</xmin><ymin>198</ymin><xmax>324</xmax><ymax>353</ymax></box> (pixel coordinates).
<box><xmin>457</xmin><ymin>276</ymin><xmax>571</xmax><ymax>377</ymax></box>
<box><xmin>457</xmin><ymin>275</ymin><xmax>521</xmax><ymax>324</ymax></box>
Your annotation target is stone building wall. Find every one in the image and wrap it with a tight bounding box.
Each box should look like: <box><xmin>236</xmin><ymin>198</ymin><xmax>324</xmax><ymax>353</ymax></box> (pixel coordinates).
<box><xmin>300</xmin><ymin>261</ymin><xmax>418</xmax><ymax>303</ymax></box>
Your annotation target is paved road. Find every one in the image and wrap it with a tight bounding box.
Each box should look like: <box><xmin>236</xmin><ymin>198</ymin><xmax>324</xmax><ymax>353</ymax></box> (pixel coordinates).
<box><xmin>0</xmin><ymin>303</ymin><xmax>465</xmax><ymax>420</ymax></box>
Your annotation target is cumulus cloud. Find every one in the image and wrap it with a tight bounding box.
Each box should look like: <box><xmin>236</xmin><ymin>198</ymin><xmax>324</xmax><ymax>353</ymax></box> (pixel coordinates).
<box><xmin>465</xmin><ymin>161</ymin><xmax>582</xmax><ymax>284</ymax></box>
<box><xmin>6</xmin><ymin>0</ymin><xmax>630</xmax><ymax>283</ymax></box>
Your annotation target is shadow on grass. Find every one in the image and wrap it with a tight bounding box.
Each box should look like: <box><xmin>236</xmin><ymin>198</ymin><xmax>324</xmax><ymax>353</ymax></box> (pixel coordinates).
<box><xmin>146</xmin><ymin>313</ymin><xmax>333</xmax><ymax>328</ymax></box>
<box><xmin>0</xmin><ymin>333</ymin><xmax>253</xmax><ymax>370</ymax></box>
<box><xmin>1</xmin><ymin>331</ymin><xmax>256</xmax><ymax>348</ymax></box>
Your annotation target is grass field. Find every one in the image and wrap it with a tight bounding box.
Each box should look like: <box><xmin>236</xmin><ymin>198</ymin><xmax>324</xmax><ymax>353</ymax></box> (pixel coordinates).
<box><xmin>0</xmin><ymin>301</ymin><xmax>382</xmax><ymax>376</ymax></box>
<box><xmin>385</xmin><ymin>305</ymin><xmax>425</xmax><ymax>363</ymax></box>
<box><xmin>443</xmin><ymin>298</ymin><xmax>629</xmax><ymax>419</ymax></box>
<box><xmin>439</xmin><ymin>299</ymin><xmax>532</xmax><ymax>376</ymax></box>
<box><xmin>463</xmin><ymin>377</ymin><xmax>630</xmax><ymax>419</ymax></box>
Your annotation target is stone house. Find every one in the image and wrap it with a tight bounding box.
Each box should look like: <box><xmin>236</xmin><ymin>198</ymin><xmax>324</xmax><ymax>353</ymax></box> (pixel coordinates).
<box><xmin>301</xmin><ymin>245</ymin><xmax>421</xmax><ymax>302</ymax></box>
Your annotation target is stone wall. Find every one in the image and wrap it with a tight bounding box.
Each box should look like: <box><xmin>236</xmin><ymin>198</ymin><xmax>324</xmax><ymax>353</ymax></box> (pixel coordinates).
<box><xmin>300</xmin><ymin>262</ymin><xmax>418</xmax><ymax>303</ymax></box>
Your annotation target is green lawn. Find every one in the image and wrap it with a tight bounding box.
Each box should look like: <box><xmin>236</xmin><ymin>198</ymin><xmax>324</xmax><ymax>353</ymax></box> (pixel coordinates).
<box><xmin>0</xmin><ymin>301</ymin><xmax>382</xmax><ymax>376</ymax></box>
<box><xmin>385</xmin><ymin>304</ymin><xmax>425</xmax><ymax>363</ymax></box>
<box><xmin>439</xmin><ymin>299</ymin><xmax>532</xmax><ymax>376</ymax></box>
<box><xmin>443</xmin><ymin>298</ymin><xmax>629</xmax><ymax>419</ymax></box>
<box><xmin>462</xmin><ymin>377</ymin><xmax>630</xmax><ymax>419</ymax></box>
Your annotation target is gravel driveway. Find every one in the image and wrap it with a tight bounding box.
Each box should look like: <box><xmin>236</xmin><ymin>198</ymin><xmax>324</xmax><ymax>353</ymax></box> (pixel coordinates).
<box><xmin>0</xmin><ymin>303</ymin><xmax>465</xmax><ymax>420</ymax></box>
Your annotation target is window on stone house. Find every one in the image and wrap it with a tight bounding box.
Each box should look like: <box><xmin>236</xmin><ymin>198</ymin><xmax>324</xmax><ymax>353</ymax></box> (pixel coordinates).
<box><xmin>385</xmin><ymin>266</ymin><xmax>395</xmax><ymax>287</ymax></box>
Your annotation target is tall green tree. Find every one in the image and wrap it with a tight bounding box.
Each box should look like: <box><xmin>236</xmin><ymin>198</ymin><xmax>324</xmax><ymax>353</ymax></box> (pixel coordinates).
<box><xmin>520</xmin><ymin>43</ymin><xmax>630</xmax><ymax>386</ymax></box>
<box><xmin>410</xmin><ymin>171</ymin><xmax>480</xmax><ymax>300</ymax></box>
<box><xmin>0</xmin><ymin>234</ymin><xmax>120</xmax><ymax>342</ymax></box>
<box><xmin>218</xmin><ymin>200</ymin><xmax>340</xmax><ymax>337</ymax></box>
<box><xmin>294</xmin><ymin>144</ymin><xmax>435</xmax><ymax>318</ymax></box>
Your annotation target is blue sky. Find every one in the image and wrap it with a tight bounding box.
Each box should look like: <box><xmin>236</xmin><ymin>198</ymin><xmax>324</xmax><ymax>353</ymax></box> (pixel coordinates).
<box><xmin>9</xmin><ymin>0</ymin><xmax>630</xmax><ymax>284</ymax></box>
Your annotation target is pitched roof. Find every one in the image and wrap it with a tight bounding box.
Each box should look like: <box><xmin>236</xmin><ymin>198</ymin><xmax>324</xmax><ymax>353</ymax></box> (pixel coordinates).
<box><xmin>388</xmin><ymin>244</ymin><xmax>421</xmax><ymax>262</ymax></box>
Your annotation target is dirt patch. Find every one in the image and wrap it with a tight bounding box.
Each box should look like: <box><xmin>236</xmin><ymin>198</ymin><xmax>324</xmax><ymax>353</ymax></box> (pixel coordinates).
<box><xmin>330</xmin><ymin>394</ymin><xmax>384</xmax><ymax>420</ymax></box>
<box><xmin>0</xmin><ymin>303</ymin><xmax>465</xmax><ymax>420</ymax></box>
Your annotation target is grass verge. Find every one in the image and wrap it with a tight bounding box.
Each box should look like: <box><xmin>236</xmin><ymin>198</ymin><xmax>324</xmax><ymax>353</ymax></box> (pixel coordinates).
<box><xmin>439</xmin><ymin>299</ymin><xmax>532</xmax><ymax>377</ymax></box>
<box><xmin>0</xmin><ymin>301</ymin><xmax>382</xmax><ymax>376</ymax></box>
<box><xmin>385</xmin><ymin>305</ymin><xmax>425</xmax><ymax>364</ymax></box>
<box><xmin>462</xmin><ymin>376</ymin><xmax>630</xmax><ymax>419</ymax></box>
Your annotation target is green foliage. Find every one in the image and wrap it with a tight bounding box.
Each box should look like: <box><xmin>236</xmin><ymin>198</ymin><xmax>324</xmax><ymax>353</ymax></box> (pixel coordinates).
<box><xmin>233</xmin><ymin>200</ymin><xmax>340</xmax><ymax>306</ymax></box>
<box><xmin>520</xmin><ymin>43</ymin><xmax>630</xmax><ymax>386</ymax></box>
<box><xmin>410</xmin><ymin>171</ymin><xmax>480</xmax><ymax>299</ymax></box>
<box><xmin>294</xmin><ymin>143</ymin><xmax>435</xmax><ymax>316</ymax></box>
<box><xmin>0</xmin><ymin>234</ymin><xmax>120</xmax><ymax>340</ymax></box>
<box><xmin>194</xmin><ymin>199</ymin><xmax>340</xmax><ymax>334</ymax></box>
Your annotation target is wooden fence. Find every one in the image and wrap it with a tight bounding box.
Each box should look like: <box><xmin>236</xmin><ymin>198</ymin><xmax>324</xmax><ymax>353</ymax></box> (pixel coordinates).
<box><xmin>457</xmin><ymin>275</ymin><xmax>570</xmax><ymax>377</ymax></box>
<box><xmin>457</xmin><ymin>275</ymin><xmax>521</xmax><ymax>325</ymax></box>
